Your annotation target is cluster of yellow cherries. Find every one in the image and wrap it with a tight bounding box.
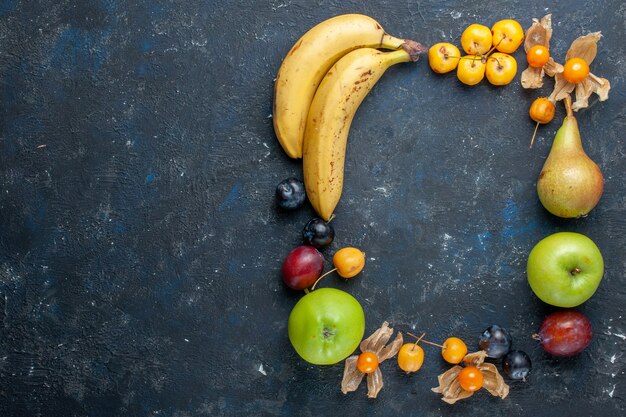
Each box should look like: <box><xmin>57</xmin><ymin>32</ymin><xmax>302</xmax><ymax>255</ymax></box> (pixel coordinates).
<box><xmin>427</xmin><ymin>18</ymin><xmax>594</xmax><ymax>144</ymax></box>
<box><xmin>428</xmin><ymin>20</ymin><xmax>524</xmax><ymax>86</ymax></box>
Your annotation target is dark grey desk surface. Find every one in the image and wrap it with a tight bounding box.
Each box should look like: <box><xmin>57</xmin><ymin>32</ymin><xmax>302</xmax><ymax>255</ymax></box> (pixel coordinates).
<box><xmin>1</xmin><ymin>1</ymin><xmax>624</xmax><ymax>416</ymax></box>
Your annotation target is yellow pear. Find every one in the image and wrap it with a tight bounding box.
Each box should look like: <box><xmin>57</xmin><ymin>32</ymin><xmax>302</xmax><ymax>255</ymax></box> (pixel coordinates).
<box><xmin>537</xmin><ymin>96</ymin><xmax>603</xmax><ymax>218</ymax></box>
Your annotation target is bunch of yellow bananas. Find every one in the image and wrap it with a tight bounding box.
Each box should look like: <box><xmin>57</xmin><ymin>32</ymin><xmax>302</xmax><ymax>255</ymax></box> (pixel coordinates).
<box><xmin>273</xmin><ymin>14</ymin><xmax>426</xmax><ymax>221</ymax></box>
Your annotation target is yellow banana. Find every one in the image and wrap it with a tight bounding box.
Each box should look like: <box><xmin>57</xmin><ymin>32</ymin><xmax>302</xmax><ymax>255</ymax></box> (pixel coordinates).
<box><xmin>273</xmin><ymin>14</ymin><xmax>416</xmax><ymax>159</ymax></box>
<box><xmin>303</xmin><ymin>47</ymin><xmax>424</xmax><ymax>220</ymax></box>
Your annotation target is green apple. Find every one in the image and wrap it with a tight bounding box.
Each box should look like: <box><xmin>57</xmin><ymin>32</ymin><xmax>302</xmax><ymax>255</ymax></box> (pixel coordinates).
<box><xmin>288</xmin><ymin>288</ymin><xmax>365</xmax><ymax>365</ymax></box>
<box><xmin>527</xmin><ymin>232</ymin><xmax>604</xmax><ymax>307</ymax></box>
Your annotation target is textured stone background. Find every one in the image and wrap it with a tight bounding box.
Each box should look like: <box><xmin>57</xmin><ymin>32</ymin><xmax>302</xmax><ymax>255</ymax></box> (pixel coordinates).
<box><xmin>0</xmin><ymin>0</ymin><xmax>624</xmax><ymax>416</ymax></box>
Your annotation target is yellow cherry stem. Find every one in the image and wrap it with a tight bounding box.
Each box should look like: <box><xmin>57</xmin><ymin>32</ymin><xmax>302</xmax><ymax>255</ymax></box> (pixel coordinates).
<box><xmin>408</xmin><ymin>332</ymin><xmax>426</xmax><ymax>347</ymax></box>
<box><xmin>529</xmin><ymin>122</ymin><xmax>541</xmax><ymax>148</ymax></box>
<box><xmin>310</xmin><ymin>268</ymin><xmax>337</xmax><ymax>291</ymax></box>
<box><xmin>484</xmin><ymin>36</ymin><xmax>505</xmax><ymax>57</ymax></box>
<box><xmin>407</xmin><ymin>332</ymin><xmax>445</xmax><ymax>348</ymax></box>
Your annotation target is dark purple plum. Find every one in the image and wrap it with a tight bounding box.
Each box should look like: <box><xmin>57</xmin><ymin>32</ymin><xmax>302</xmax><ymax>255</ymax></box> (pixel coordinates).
<box><xmin>479</xmin><ymin>324</ymin><xmax>512</xmax><ymax>358</ymax></box>
<box><xmin>275</xmin><ymin>178</ymin><xmax>306</xmax><ymax>210</ymax></box>
<box><xmin>502</xmin><ymin>350</ymin><xmax>532</xmax><ymax>380</ymax></box>
<box><xmin>303</xmin><ymin>218</ymin><xmax>335</xmax><ymax>248</ymax></box>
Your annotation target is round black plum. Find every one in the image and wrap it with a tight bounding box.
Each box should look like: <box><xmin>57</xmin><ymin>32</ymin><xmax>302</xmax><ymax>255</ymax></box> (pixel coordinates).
<box><xmin>502</xmin><ymin>350</ymin><xmax>532</xmax><ymax>380</ymax></box>
<box><xmin>479</xmin><ymin>324</ymin><xmax>512</xmax><ymax>358</ymax></box>
<box><xmin>276</xmin><ymin>178</ymin><xmax>306</xmax><ymax>210</ymax></box>
<box><xmin>303</xmin><ymin>218</ymin><xmax>334</xmax><ymax>248</ymax></box>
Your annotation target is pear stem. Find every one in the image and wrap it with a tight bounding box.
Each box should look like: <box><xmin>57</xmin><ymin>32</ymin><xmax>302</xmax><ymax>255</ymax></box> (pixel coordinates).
<box><xmin>530</xmin><ymin>121</ymin><xmax>540</xmax><ymax>148</ymax></box>
<box><xmin>564</xmin><ymin>95</ymin><xmax>574</xmax><ymax>118</ymax></box>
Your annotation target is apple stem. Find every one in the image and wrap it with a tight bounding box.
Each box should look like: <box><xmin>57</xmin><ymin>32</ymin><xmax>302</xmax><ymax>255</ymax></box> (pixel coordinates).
<box><xmin>407</xmin><ymin>332</ymin><xmax>444</xmax><ymax>348</ymax></box>
<box><xmin>570</xmin><ymin>267</ymin><xmax>582</xmax><ymax>275</ymax></box>
<box><xmin>531</xmin><ymin>333</ymin><xmax>542</xmax><ymax>342</ymax></box>
<box><xmin>310</xmin><ymin>268</ymin><xmax>337</xmax><ymax>291</ymax></box>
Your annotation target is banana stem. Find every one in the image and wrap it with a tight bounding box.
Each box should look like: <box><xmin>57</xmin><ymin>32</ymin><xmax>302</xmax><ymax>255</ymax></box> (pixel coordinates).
<box><xmin>400</xmin><ymin>40</ymin><xmax>428</xmax><ymax>62</ymax></box>
<box><xmin>381</xmin><ymin>33</ymin><xmax>408</xmax><ymax>50</ymax></box>
<box><xmin>387</xmin><ymin>48</ymin><xmax>412</xmax><ymax>65</ymax></box>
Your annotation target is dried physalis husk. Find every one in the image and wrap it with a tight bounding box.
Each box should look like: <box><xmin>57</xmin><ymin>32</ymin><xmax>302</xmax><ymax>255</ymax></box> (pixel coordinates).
<box><xmin>480</xmin><ymin>362</ymin><xmax>509</xmax><ymax>399</ymax></box>
<box><xmin>463</xmin><ymin>350</ymin><xmax>488</xmax><ymax>366</ymax></box>
<box><xmin>341</xmin><ymin>321</ymin><xmax>403</xmax><ymax>399</ymax></box>
<box><xmin>572</xmin><ymin>72</ymin><xmax>610</xmax><ymax>110</ymax></box>
<box><xmin>521</xmin><ymin>14</ymin><xmax>555</xmax><ymax>89</ymax></box>
<box><xmin>549</xmin><ymin>32</ymin><xmax>611</xmax><ymax>110</ymax></box>
<box><xmin>341</xmin><ymin>356</ymin><xmax>365</xmax><ymax>394</ymax></box>
<box><xmin>542</xmin><ymin>59</ymin><xmax>563</xmax><ymax>78</ymax></box>
<box><xmin>431</xmin><ymin>366</ymin><xmax>473</xmax><ymax>404</ymax></box>
<box><xmin>432</xmin><ymin>350</ymin><xmax>509</xmax><ymax>404</ymax></box>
